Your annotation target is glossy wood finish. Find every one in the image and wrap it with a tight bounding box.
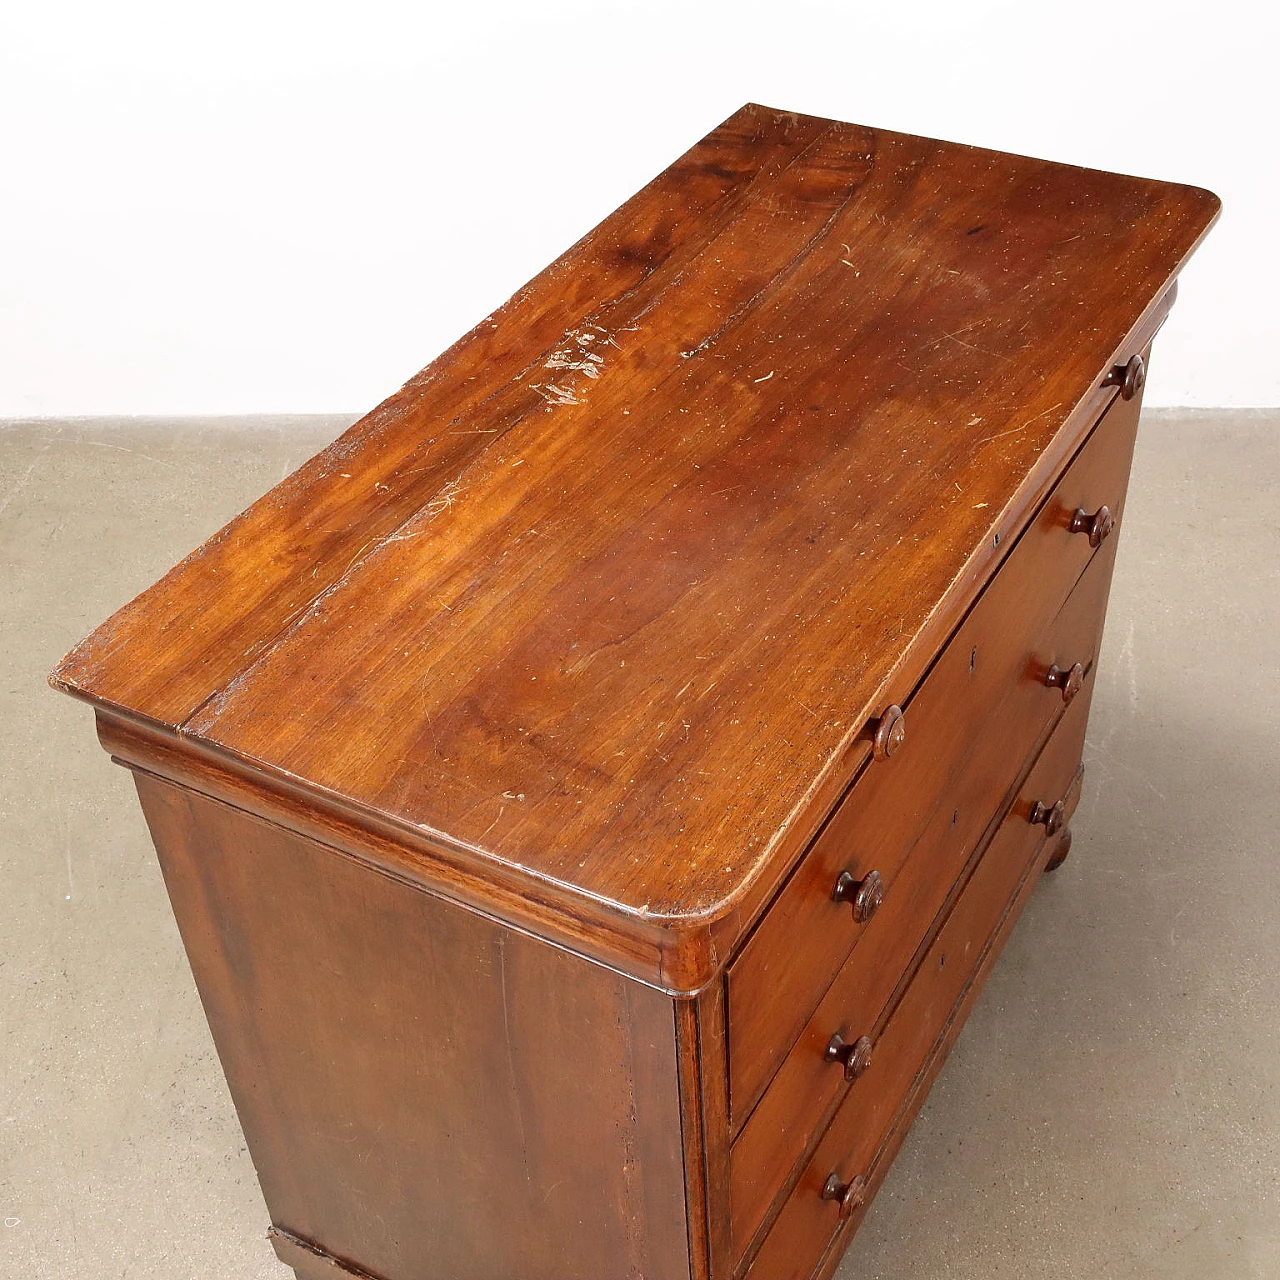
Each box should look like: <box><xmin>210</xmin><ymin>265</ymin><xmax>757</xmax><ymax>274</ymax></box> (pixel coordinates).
<box><xmin>51</xmin><ymin>105</ymin><xmax>1218</xmax><ymax>993</ymax></box>
<box><xmin>727</xmin><ymin>383</ymin><xmax>1144</xmax><ymax>1134</ymax></box>
<box><xmin>743</xmin><ymin>689</ymin><xmax>1094</xmax><ymax>1279</ymax></box>
<box><xmin>728</xmin><ymin>517</ymin><xmax>1127</xmax><ymax>1260</ymax></box>
<box><xmin>49</xmin><ymin>108</ymin><xmax>1219</xmax><ymax>1280</ymax></box>
<box><xmin>134</xmin><ymin>774</ymin><xmax>690</xmax><ymax>1280</ymax></box>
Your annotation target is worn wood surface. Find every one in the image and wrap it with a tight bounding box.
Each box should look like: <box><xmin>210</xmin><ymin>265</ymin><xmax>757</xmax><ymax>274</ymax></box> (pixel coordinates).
<box><xmin>51</xmin><ymin>105</ymin><xmax>1219</xmax><ymax>985</ymax></box>
<box><xmin>675</xmin><ymin>984</ymin><xmax>732</xmax><ymax>1280</ymax></box>
<box><xmin>742</xmin><ymin>689</ymin><xmax>1094</xmax><ymax>1279</ymax></box>
<box><xmin>727</xmin><ymin>382</ymin><xmax>1142</xmax><ymax>1133</ymax></box>
<box><xmin>729</xmin><ymin>524</ymin><xmax>1127</xmax><ymax>1260</ymax></box>
<box><xmin>134</xmin><ymin>774</ymin><xmax>691</xmax><ymax>1280</ymax></box>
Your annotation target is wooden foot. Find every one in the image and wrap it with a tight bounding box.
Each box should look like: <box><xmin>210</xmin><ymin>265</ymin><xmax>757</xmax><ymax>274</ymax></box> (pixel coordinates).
<box><xmin>1043</xmin><ymin>827</ymin><xmax>1073</xmax><ymax>873</ymax></box>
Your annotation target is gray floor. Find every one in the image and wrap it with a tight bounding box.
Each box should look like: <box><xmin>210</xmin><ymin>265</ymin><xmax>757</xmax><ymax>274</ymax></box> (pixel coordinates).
<box><xmin>1</xmin><ymin>411</ymin><xmax>1277</xmax><ymax>1279</ymax></box>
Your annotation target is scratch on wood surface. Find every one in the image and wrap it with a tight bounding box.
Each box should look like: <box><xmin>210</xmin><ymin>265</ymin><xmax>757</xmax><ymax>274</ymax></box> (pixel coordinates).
<box><xmin>974</xmin><ymin>402</ymin><xmax>1062</xmax><ymax>446</ymax></box>
<box><xmin>478</xmin><ymin>804</ymin><xmax>506</xmax><ymax>842</ymax></box>
<box><xmin>531</xmin><ymin>324</ymin><xmax>625</xmax><ymax>408</ymax></box>
<box><xmin>532</xmin><ymin>381</ymin><xmax>581</xmax><ymax>407</ymax></box>
<box><xmin>179</xmin><ymin>461</ymin><xmax>478</xmax><ymax>729</ymax></box>
<box><xmin>423</xmin><ymin>476</ymin><xmax>465</xmax><ymax>519</ymax></box>
<box><xmin>496</xmin><ymin>935</ymin><xmax>532</xmax><ymax>1187</ymax></box>
<box><xmin>937</xmin><ymin>330</ymin><xmax>1012</xmax><ymax>362</ymax></box>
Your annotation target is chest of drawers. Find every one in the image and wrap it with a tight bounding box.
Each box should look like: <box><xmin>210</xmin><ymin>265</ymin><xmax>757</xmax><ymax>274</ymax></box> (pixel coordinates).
<box><xmin>51</xmin><ymin>105</ymin><xmax>1218</xmax><ymax>1280</ymax></box>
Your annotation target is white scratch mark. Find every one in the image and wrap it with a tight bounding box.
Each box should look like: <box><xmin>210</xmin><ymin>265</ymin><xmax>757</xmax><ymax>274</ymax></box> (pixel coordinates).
<box><xmin>478</xmin><ymin>805</ymin><xmax>506</xmax><ymax>842</ymax></box>
<box><xmin>496</xmin><ymin>936</ymin><xmax>532</xmax><ymax>1187</ymax></box>
<box><xmin>975</xmin><ymin>403</ymin><xmax>1062</xmax><ymax>446</ymax></box>
<box><xmin>753</xmin><ymin>370</ymin><xmax>775</xmax><ymax>383</ymax></box>
<box><xmin>423</xmin><ymin>477</ymin><xmax>464</xmax><ymax>519</ymax></box>
<box><xmin>531</xmin><ymin>324</ymin><xmax>625</xmax><ymax>407</ymax></box>
<box><xmin>531</xmin><ymin>381</ymin><xmax>581</xmax><ymax>407</ymax></box>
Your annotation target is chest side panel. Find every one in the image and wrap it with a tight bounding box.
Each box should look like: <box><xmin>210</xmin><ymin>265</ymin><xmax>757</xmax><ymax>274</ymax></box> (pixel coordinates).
<box><xmin>132</xmin><ymin>773</ymin><xmax>692</xmax><ymax>1280</ymax></box>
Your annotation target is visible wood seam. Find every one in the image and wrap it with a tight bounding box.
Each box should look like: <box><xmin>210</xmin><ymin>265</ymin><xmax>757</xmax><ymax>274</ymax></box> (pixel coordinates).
<box><xmin>177</xmin><ymin>114</ymin><xmax>841</xmax><ymax>736</ymax></box>
<box><xmin>120</xmin><ymin>751</ymin><xmax>685</xmax><ymax>990</ymax></box>
<box><xmin>728</xmin><ymin>690</ymin><xmax>1074</xmax><ymax>1254</ymax></box>
<box><xmin>721</xmin><ymin>374</ymin><xmax>1130</xmax><ymax>1010</ymax></box>
<box><xmin>675</xmin><ymin>998</ymin><xmax>712</xmax><ymax>1280</ymax></box>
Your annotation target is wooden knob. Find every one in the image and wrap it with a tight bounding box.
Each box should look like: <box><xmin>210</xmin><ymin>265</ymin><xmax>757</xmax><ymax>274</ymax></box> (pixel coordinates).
<box><xmin>1104</xmin><ymin>353</ymin><xmax>1146</xmax><ymax>401</ymax></box>
<box><xmin>833</xmin><ymin>868</ymin><xmax>884</xmax><ymax>923</ymax></box>
<box><xmin>821</xmin><ymin>1172</ymin><xmax>866</xmax><ymax>1219</ymax></box>
<box><xmin>1045</xmin><ymin>661</ymin><xmax>1086</xmax><ymax>705</ymax></box>
<box><xmin>1069</xmin><ymin>504</ymin><xmax>1114</xmax><ymax>549</ymax></box>
<box><xmin>872</xmin><ymin>705</ymin><xmax>905</xmax><ymax>760</ymax></box>
<box><xmin>825</xmin><ymin>1032</ymin><xmax>873</xmax><ymax>1082</ymax></box>
<box><xmin>1030</xmin><ymin>798</ymin><xmax>1066</xmax><ymax>836</ymax></box>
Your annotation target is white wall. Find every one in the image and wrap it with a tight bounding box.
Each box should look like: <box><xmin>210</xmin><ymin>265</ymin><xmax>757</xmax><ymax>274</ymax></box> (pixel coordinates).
<box><xmin>1</xmin><ymin>0</ymin><xmax>1274</xmax><ymax>416</ymax></box>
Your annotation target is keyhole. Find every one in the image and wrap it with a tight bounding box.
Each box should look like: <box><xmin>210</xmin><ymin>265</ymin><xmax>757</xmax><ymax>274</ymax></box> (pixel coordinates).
<box><xmin>969</xmin><ymin>646</ymin><xmax>977</xmax><ymax>673</ymax></box>
<box><xmin>952</xmin><ymin>809</ymin><xmax>959</xmax><ymax>826</ymax></box>
<box><xmin>939</xmin><ymin>953</ymin><xmax>946</xmax><ymax>970</ymax></box>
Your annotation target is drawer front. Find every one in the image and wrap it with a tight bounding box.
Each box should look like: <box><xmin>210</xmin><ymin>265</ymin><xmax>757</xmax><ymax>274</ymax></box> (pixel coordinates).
<box><xmin>742</xmin><ymin>691</ymin><xmax>1092</xmax><ymax>1280</ymax></box>
<box><xmin>728</xmin><ymin>531</ymin><xmax>1118</xmax><ymax>1259</ymax></box>
<box><xmin>727</xmin><ymin>383</ymin><xmax>1142</xmax><ymax>1130</ymax></box>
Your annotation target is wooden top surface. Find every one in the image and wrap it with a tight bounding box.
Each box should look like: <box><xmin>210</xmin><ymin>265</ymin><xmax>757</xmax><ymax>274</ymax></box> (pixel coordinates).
<box><xmin>54</xmin><ymin>104</ymin><xmax>1218</xmax><ymax>939</ymax></box>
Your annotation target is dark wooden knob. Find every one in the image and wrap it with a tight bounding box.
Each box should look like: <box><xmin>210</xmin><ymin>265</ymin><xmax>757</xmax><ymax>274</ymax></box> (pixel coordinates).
<box><xmin>1104</xmin><ymin>353</ymin><xmax>1146</xmax><ymax>401</ymax></box>
<box><xmin>872</xmin><ymin>705</ymin><xmax>905</xmax><ymax>760</ymax></box>
<box><xmin>1045</xmin><ymin>661</ymin><xmax>1086</xmax><ymax>705</ymax></box>
<box><xmin>821</xmin><ymin>1172</ymin><xmax>866</xmax><ymax>1218</ymax></box>
<box><xmin>825</xmin><ymin>1032</ymin><xmax>873</xmax><ymax>1081</ymax></box>
<box><xmin>833</xmin><ymin>868</ymin><xmax>884</xmax><ymax>923</ymax></box>
<box><xmin>1030</xmin><ymin>798</ymin><xmax>1066</xmax><ymax>836</ymax></box>
<box><xmin>1069</xmin><ymin>504</ymin><xmax>1114</xmax><ymax>549</ymax></box>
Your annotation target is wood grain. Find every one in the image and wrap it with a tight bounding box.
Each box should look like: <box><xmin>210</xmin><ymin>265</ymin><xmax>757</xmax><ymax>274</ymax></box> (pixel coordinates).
<box><xmin>742</xmin><ymin>687</ymin><xmax>1094</xmax><ymax>1279</ymax></box>
<box><xmin>134</xmin><ymin>775</ymin><xmax>691</xmax><ymax>1280</ymax></box>
<box><xmin>51</xmin><ymin>106</ymin><xmax>1220</xmax><ymax>983</ymax></box>
<box><xmin>727</xmin><ymin>381</ymin><xmax>1143</xmax><ymax>1131</ymax></box>
<box><xmin>47</xmin><ymin>108</ymin><xmax>1222</xmax><ymax>1280</ymax></box>
<box><xmin>728</xmin><ymin>520</ymin><xmax>1127</xmax><ymax>1260</ymax></box>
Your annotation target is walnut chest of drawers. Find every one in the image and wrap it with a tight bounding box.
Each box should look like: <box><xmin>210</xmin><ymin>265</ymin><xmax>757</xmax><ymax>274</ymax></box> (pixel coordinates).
<box><xmin>52</xmin><ymin>105</ymin><xmax>1218</xmax><ymax>1280</ymax></box>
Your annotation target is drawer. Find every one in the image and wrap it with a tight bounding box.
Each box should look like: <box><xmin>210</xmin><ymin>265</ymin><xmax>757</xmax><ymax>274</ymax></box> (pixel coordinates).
<box><xmin>741</xmin><ymin>689</ymin><xmax>1092</xmax><ymax>1280</ymax></box>
<box><xmin>727</xmin><ymin>383</ymin><xmax>1142</xmax><ymax>1131</ymax></box>
<box><xmin>727</xmin><ymin>532</ymin><xmax>1117</xmax><ymax>1260</ymax></box>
